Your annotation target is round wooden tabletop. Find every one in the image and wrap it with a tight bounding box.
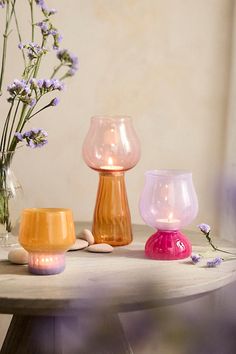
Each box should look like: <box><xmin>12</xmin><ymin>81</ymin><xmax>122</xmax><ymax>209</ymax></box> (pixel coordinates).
<box><xmin>0</xmin><ymin>223</ymin><xmax>236</xmax><ymax>316</ymax></box>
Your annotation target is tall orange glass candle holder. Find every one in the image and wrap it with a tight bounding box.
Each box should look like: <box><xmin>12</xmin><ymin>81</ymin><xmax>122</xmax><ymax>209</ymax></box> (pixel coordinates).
<box><xmin>19</xmin><ymin>208</ymin><xmax>76</xmax><ymax>275</ymax></box>
<box><xmin>83</xmin><ymin>116</ymin><xmax>140</xmax><ymax>246</ymax></box>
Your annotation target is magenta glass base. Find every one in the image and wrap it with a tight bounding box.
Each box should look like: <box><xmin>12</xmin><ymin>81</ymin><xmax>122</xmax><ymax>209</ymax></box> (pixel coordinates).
<box><xmin>145</xmin><ymin>230</ymin><xmax>192</xmax><ymax>260</ymax></box>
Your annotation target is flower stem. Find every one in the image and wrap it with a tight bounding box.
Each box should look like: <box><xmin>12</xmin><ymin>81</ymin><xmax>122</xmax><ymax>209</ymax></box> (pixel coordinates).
<box><xmin>13</xmin><ymin>3</ymin><xmax>26</xmax><ymax>67</ymax></box>
<box><xmin>0</xmin><ymin>100</ymin><xmax>15</xmax><ymax>153</ymax></box>
<box><xmin>0</xmin><ymin>2</ymin><xmax>15</xmax><ymax>95</ymax></box>
<box><xmin>8</xmin><ymin>103</ymin><xmax>27</xmax><ymax>153</ymax></box>
<box><xmin>32</xmin><ymin>38</ymin><xmax>46</xmax><ymax>78</ymax></box>
<box><xmin>7</xmin><ymin>100</ymin><xmax>21</xmax><ymax>151</ymax></box>
<box><xmin>50</xmin><ymin>63</ymin><xmax>63</xmax><ymax>79</ymax></box>
<box><xmin>206</xmin><ymin>232</ymin><xmax>236</xmax><ymax>256</ymax></box>
<box><xmin>29</xmin><ymin>0</ymin><xmax>34</xmax><ymax>42</ymax></box>
<box><xmin>26</xmin><ymin>105</ymin><xmax>49</xmax><ymax>121</ymax></box>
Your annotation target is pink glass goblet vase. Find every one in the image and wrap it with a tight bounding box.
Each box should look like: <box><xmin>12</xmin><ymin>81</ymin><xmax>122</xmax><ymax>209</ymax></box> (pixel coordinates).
<box><xmin>139</xmin><ymin>170</ymin><xmax>198</xmax><ymax>260</ymax></box>
<box><xmin>83</xmin><ymin>116</ymin><xmax>140</xmax><ymax>246</ymax></box>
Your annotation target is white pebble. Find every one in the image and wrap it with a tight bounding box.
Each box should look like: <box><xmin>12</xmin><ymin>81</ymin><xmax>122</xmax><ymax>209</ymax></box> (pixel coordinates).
<box><xmin>8</xmin><ymin>248</ymin><xmax>28</xmax><ymax>264</ymax></box>
<box><xmin>87</xmin><ymin>243</ymin><xmax>113</xmax><ymax>253</ymax></box>
<box><xmin>78</xmin><ymin>229</ymin><xmax>95</xmax><ymax>245</ymax></box>
<box><xmin>68</xmin><ymin>239</ymin><xmax>89</xmax><ymax>251</ymax></box>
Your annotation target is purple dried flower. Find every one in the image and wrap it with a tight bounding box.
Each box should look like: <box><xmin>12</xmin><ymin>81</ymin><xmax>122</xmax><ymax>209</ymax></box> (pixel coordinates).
<box><xmin>52</xmin><ymin>32</ymin><xmax>63</xmax><ymax>50</ymax></box>
<box><xmin>36</xmin><ymin>21</ymin><xmax>49</xmax><ymax>34</ymax></box>
<box><xmin>49</xmin><ymin>29</ymin><xmax>58</xmax><ymax>36</ymax></box>
<box><xmin>48</xmin><ymin>8</ymin><xmax>57</xmax><ymax>15</ymax></box>
<box><xmin>7</xmin><ymin>79</ymin><xmax>31</xmax><ymax>97</ymax></box>
<box><xmin>50</xmin><ymin>97</ymin><xmax>60</xmax><ymax>106</ymax></box>
<box><xmin>0</xmin><ymin>0</ymin><xmax>6</xmax><ymax>8</ymax></box>
<box><xmin>29</xmin><ymin>98</ymin><xmax>37</xmax><ymax>107</ymax></box>
<box><xmin>14</xmin><ymin>132</ymin><xmax>23</xmax><ymax>141</ymax></box>
<box><xmin>21</xmin><ymin>42</ymin><xmax>47</xmax><ymax>60</ymax></box>
<box><xmin>37</xmin><ymin>79</ymin><xmax>44</xmax><ymax>88</ymax></box>
<box><xmin>67</xmin><ymin>67</ymin><xmax>77</xmax><ymax>77</ymax></box>
<box><xmin>191</xmin><ymin>254</ymin><xmax>201</xmax><ymax>264</ymax></box>
<box><xmin>18</xmin><ymin>43</ymin><xmax>24</xmax><ymax>50</ymax></box>
<box><xmin>44</xmin><ymin>79</ymin><xmax>52</xmax><ymax>88</ymax></box>
<box><xmin>29</xmin><ymin>78</ymin><xmax>38</xmax><ymax>89</ymax></box>
<box><xmin>35</xmin><ymin>0</ymin><xmax>45</xmax><ymax>6</ymax></box>
<box><xmin>56</xmin><ymin>49</ymin><xmax>79</xmax><ymax>75</ymax></box>
<box><xmin>7</xmin><ymin>79</ymin><xmax>38</xmax><ymax>107</ymax></box>
<box><xmin>206</xmin><ymin>257</ymin><xmax>222</xmax><ymax>268</ymax></box>
<box><xmin>22</xmin><ymin>129</ymin><xmax>48</xmax><ymax>148</ymax></box>
<box><xmin>198</xmin><ymin>223</ymin><xmax>211</xmax><ymax>235</ymax></box>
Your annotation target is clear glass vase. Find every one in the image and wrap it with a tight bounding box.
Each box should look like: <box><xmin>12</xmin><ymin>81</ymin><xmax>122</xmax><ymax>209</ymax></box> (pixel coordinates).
<box><xmin>0</xmin><ymin>152</ymin><xmax>23</xmax><ymax>246</ymax></box>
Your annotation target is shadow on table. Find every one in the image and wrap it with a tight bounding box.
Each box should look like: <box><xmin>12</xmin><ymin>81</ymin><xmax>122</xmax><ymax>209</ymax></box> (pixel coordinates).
<box><xmin>0</xmin><ymin>260</ymin><xmax>29</xmax><ymax>275</ymax></box>
<box><xmin>114</xmin><ymin>248</ymin><xmax>147</xmax><ymax>260</ymax></box>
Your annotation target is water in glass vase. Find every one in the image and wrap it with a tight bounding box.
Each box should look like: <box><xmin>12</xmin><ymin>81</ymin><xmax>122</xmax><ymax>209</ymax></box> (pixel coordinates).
<box><xmin>0</xmin><ymin>153</ymin><xmax>23</xmax><ymax>247</ymax></box>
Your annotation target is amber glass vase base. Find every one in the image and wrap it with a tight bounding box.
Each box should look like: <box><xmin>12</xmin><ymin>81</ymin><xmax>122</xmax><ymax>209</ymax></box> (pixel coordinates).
<box><xmin>92</xmin><ymin>172</ymin><xmax>133</xmax><ymax>246</ymax></box>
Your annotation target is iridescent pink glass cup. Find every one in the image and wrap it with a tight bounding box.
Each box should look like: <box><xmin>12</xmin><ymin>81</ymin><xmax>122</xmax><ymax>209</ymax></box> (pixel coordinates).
<box><xmin>139</xmin><ymin>170</ymin><xmax>198</xmax><ymax>260</ymax></box>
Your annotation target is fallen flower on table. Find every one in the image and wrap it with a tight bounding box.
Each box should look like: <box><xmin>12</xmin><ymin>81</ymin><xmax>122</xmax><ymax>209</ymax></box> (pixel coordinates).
<box><xmin>206</xmin><ymin>257</ymin><xmax>223</xmax><ymax>268</ymax></box>
<box><xmin>197</xmin><ymin>223</ymin><xmax>236</xmax><ymax>256</ymax></box>
<box><xmin>190</xmin><ymin>253</ymin><xmax>201</xmax><ymax>264</ymax></box>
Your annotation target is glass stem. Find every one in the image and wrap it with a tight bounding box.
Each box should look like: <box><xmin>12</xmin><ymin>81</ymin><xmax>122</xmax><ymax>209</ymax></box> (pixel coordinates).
<box><xmin>92</xmin><ymin>171</ymin><xmax>132</xmax><ymax>246</ymax></box>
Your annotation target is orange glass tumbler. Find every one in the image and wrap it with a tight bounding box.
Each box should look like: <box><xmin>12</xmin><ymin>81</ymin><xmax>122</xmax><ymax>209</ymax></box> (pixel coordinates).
<box><xmin>19</xmin><ymin>208</ymin><xmax>76</xmax><ymax>275</ymax></box>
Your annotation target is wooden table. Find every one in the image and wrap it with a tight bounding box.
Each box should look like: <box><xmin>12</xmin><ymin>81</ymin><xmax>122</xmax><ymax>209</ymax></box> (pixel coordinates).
<box><xmin>0</xmin><ymin>223</ymin><xmax>236</xmax><ymax>354</ymax></box>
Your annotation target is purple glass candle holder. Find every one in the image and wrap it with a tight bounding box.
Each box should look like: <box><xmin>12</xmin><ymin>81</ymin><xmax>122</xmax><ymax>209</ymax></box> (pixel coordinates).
<box><xmin>139</xmin><ymin>170</ymin><xmax>198</xmax><ymax>260</ymax></box>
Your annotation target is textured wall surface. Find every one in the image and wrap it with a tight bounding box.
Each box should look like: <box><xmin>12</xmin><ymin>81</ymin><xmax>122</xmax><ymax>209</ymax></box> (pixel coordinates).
<box><xmin>0</xmin><ymin>0</ymin><xmax>234</xmax><ymax>232</ymax></box>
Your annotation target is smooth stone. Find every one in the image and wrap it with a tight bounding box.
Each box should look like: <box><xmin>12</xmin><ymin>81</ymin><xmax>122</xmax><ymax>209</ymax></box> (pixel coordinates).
<box><xmin>78</xmin><ymin>229</ymin><xmax>95</xmax><ymax>245</ymax></box>
<box><xmin>68</xmin><ymin>239</ymin><xmax>89</xmax><ymax>251</ymax></box>
<box><xmin>87</xmin><ymin>243</ymin><xmax>113</xmax><ymax>253</ymax></box>
<box><xmin>8</xmin><ymin>248</ymin><xmax>28</xmax><ymax>265</ymax></box>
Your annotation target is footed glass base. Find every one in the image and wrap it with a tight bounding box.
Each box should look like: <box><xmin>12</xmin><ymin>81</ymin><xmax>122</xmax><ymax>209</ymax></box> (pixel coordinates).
<box><xmin>92</xmin><ymin>172</ymin><xmax>133</xmax><ymax>246</ymax></box>
<box><xmin>145</xmin><ymin>230</ymin><xmax>192</xmax><ymax>260</ymax></box>
<box><xmin>28</xmin><ymin>252</ymin><xmax>65</xmax><ymax>275</ymax></box>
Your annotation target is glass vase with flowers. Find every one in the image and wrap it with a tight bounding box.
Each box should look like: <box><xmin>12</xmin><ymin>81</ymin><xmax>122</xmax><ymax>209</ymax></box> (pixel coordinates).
<box><xmin>0</xmin><ymin>0</ymin><xmax>78</xmax><ymax>245</ymax></box>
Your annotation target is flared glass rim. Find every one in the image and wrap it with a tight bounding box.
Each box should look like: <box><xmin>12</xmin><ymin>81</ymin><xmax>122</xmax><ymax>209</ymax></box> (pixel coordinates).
<box><xmin>91</xmin><ymin>115</ymin><xmax>132</xmax><ymax>122</ymax></box>
<box><xmin>22</xmin><ymin>208</ymin><xmax>72</xmax><ymax>214</ymax></box>
<box><xmin>145</xmin><ymin>169</ymin><xmax>192</xmax><ymax>177</ymax></box>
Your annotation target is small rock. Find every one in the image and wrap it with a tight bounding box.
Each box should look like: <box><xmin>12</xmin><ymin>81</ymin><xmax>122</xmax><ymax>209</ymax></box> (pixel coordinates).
<box><xmin>78</xmin><ymin>229</ymin><xmax>94</xmax><ymax>245</ymax></box>
<box><xmin>68</xmin><ymin>239</ymin><xmax>89</xmax><ymax>251</ymax></box>
<box><xmin>8</xmin><ymin>248</ymin><xmax>28</xmax><ymax>264</ymax></box>
<box><xmin>87</xmin><ymin>243</ymin><xmax>113</xmax><ymax>253</ymax></box>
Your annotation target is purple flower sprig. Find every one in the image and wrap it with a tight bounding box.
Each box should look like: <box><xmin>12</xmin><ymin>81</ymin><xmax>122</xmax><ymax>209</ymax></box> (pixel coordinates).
<box><xmin>206</xmin><ymin>257</ymin><xmax>223</xmax><ymax>268</ymax></box>
<box><xmin>35</xmin><ymin>0</ymin><xmax>57</xmax><ymax>17</ymax></box>
<box><xmin>36</xmin><ymin>21</ymin><xmax>62</xmax><ymax>50</ymax></box>
<box><xmin>198</xmin><ymin>223</ymin><xmax>236</xmax><ymax>256</ymax></box>
<box><xmin>15</xmin><ymin>128</ymin><xmax>48</xmax><ymax>148</ymax></box>
<box><xmin>18</xmin><ymin>42</ymin><xmax>47</xmax><ymax>61</ymax></box>
<box><xmin>191</xmin><ymin>253</ymin><xmax>201</xmax><ymax>264</ymax></box>
<box><xmin>52</xmin><ymin>49</ymin><xmax>79</xmax><ymax>79</ymax></box>
<box><xmin>7</xmin><ymin>78</ymin><xmax>63</xmax><ymax>108</ymax></box>
<box><xmin>25</xmin><ymin>96</ymin><xmax>60</xmax><ymax>122</ymax></box>
<box><xmin>0</xmin><ymin>0</ymin><xmax>78</xmax><ymax>156</ymax></box>
<box><xmin>190</xmin><ymin>253</ymin><xmax>223</xmax><ymax>267</ymax></box>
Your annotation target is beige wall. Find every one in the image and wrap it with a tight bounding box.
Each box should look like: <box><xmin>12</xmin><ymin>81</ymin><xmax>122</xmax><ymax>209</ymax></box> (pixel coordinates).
<box><xmin>220</xmin><ymin>1</ymin><xmax>236</xmax><ymax>242</ymax></box>
<box><xmin>2</xmin><ymin>0</ymin><xmax>233</xmax><ymax>233</ymax></box>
